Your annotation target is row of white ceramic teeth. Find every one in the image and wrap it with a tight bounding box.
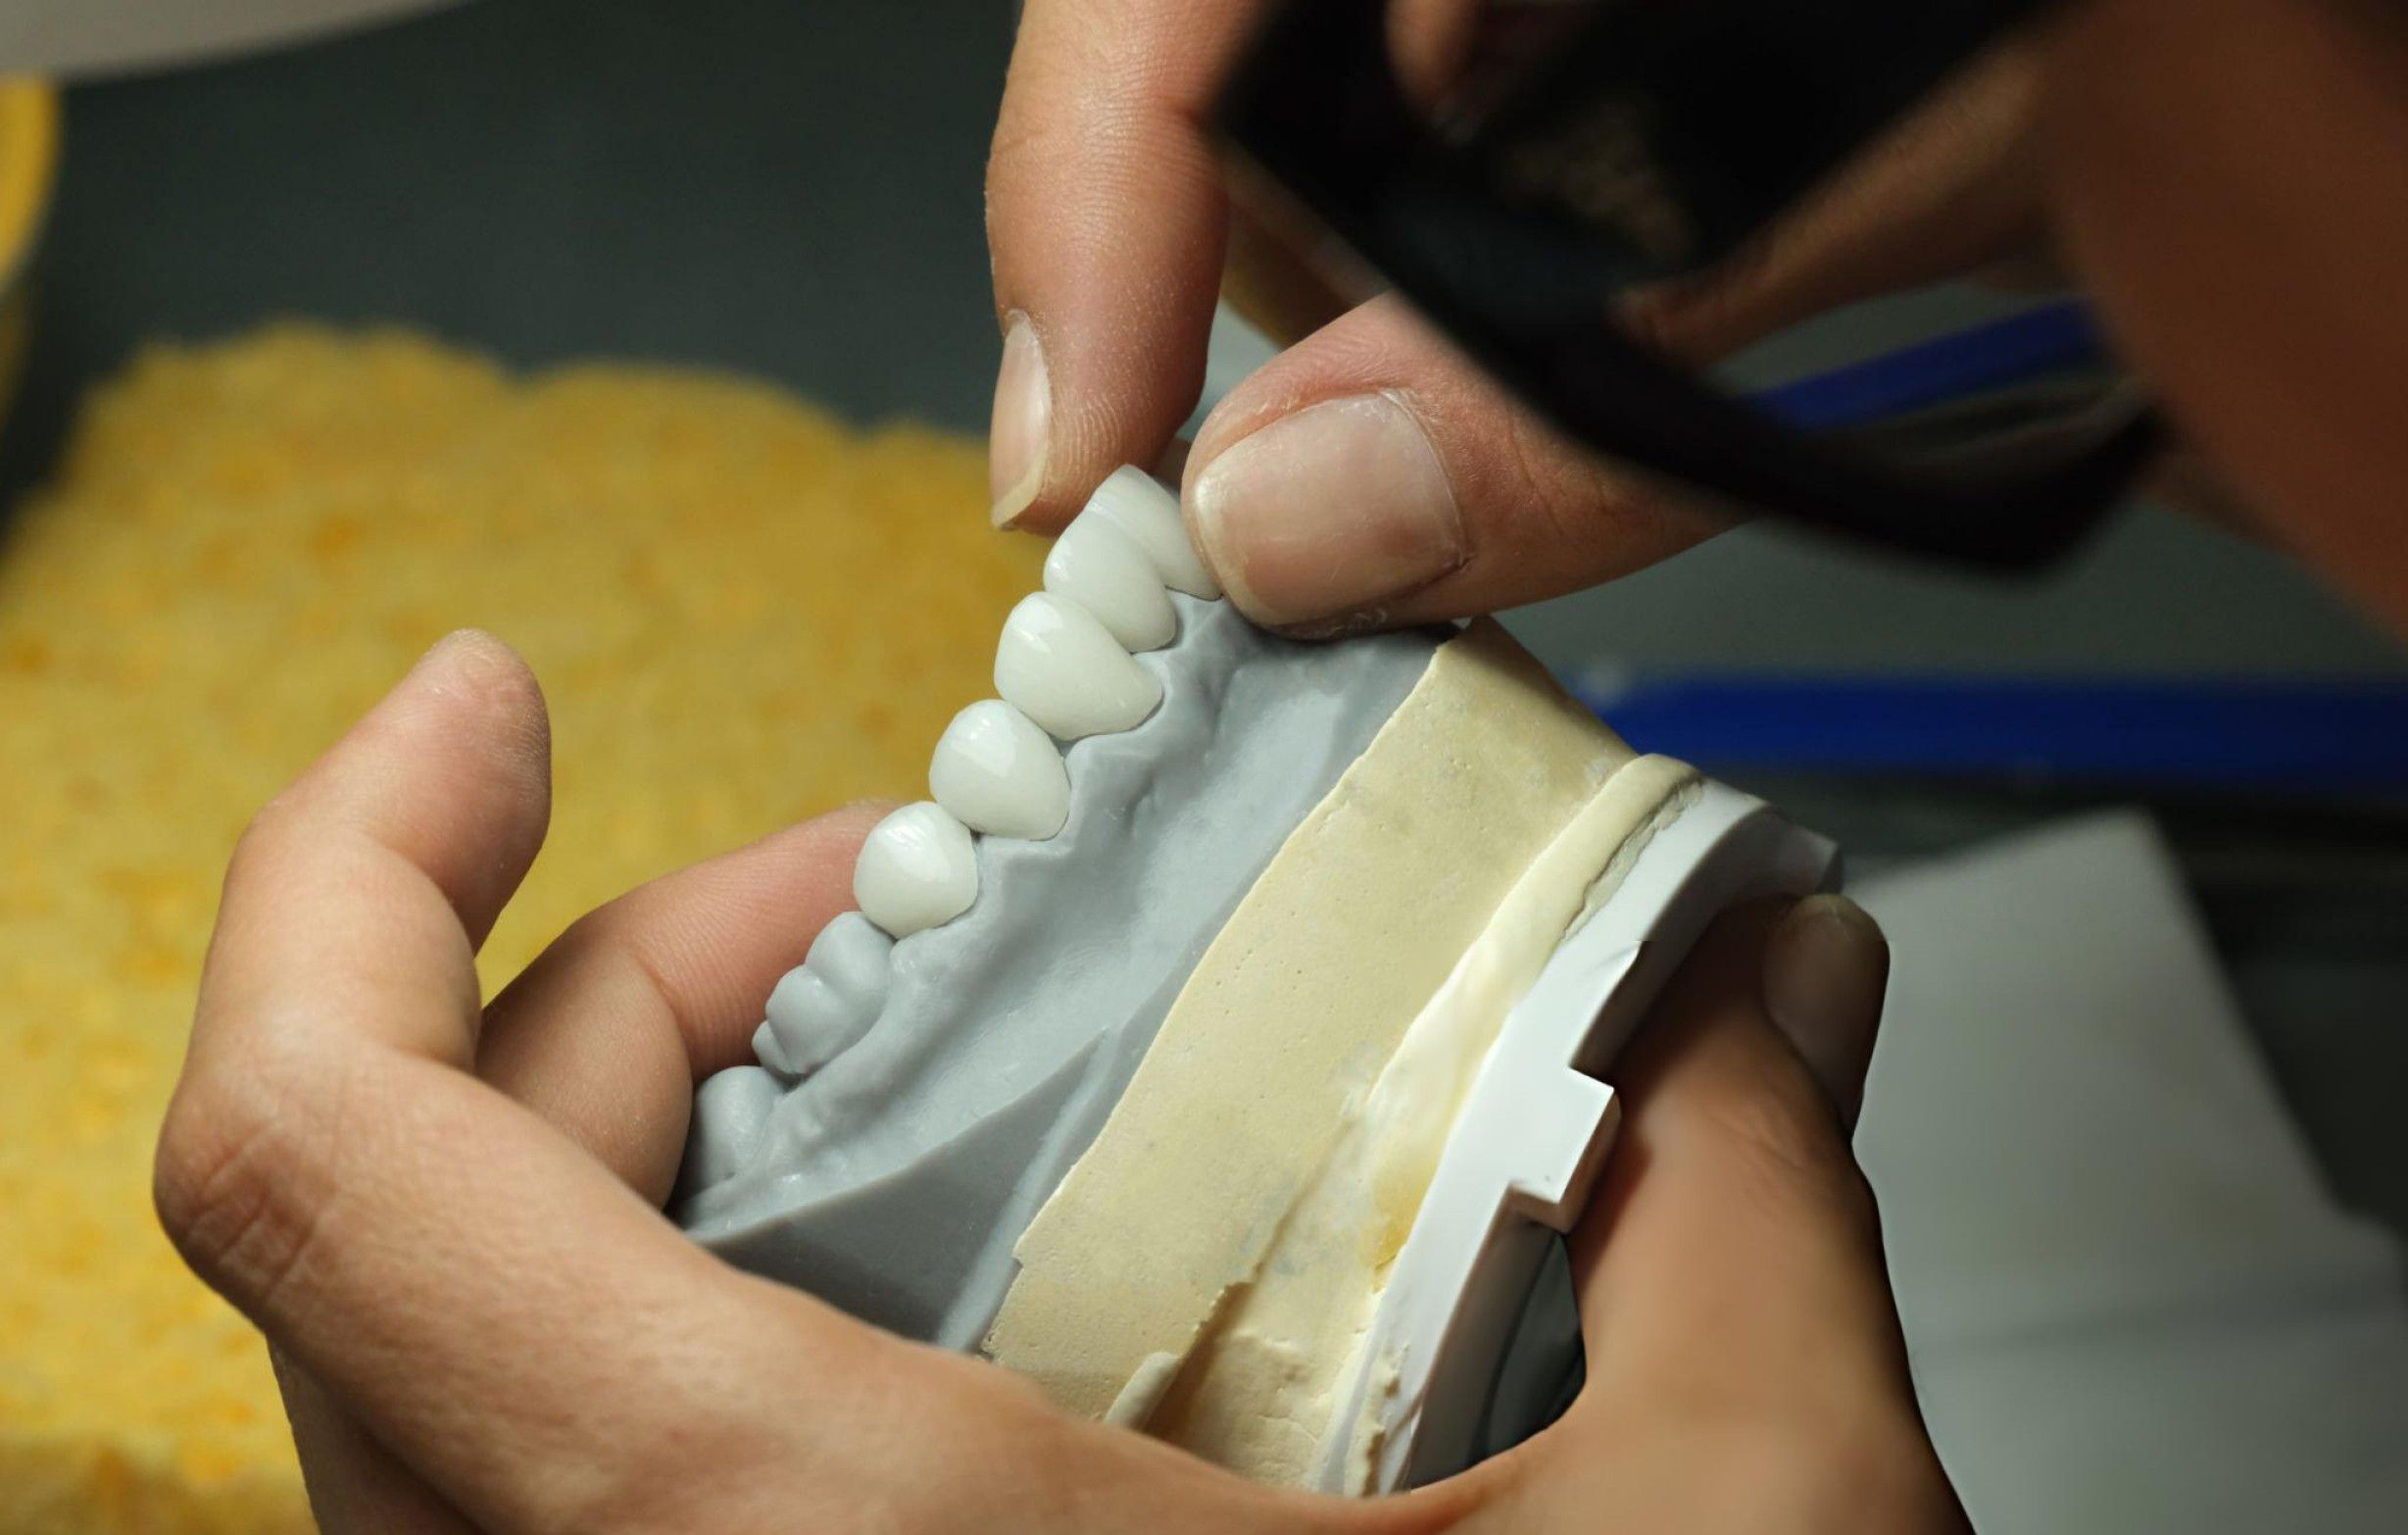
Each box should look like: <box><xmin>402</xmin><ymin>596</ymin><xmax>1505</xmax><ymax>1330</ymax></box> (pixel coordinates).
<box><xmin>752</xmin><ymin>468</ymin><xmax>1217</xmax><ymax>1079</ymax></box>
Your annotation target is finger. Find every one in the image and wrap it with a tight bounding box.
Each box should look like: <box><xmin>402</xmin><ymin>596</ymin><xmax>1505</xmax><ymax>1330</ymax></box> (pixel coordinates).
<box><xmin>985</xmin><ymin>0</ymin><xmax>1270</xmax><ymax>531</ymax></box>
<box><xmin>1541</xmin><ymin>901</ymin><xmax>1950</xmax><ymax>1525</ymax></box>
<box><xmin>151</xmin><ymin>634</ymin><xmax>880</xmax><ymax>1533</ymax></box>
<box><xmin>1184</xmin><ymin>295</ymin><xmax>1731</xmax><ymax>632</ymax></box>
<box><xmin>1758</xmin><ymin>894</ymin><xmax>1891</xmax><ymax>1133</ymax></box>
<box><xmin>283</xmin><ymin>804</ymin><xmax>883</xmax><ymax>1531</ymax></box>
<box><xmin>161</xmin><ymin>631</ymin><xmax>548</xmax><ymax>1533</ymax></box>
<box><xmin>276</xmin><ymin>1358</ymin><xmax>477</xmax><ymax>1535</ymax></box>
<box><xmin>476</xmin><ymin>802</ymin><xmax>887</xmax><ymax>1205</ymax></box>
<box><xmin>1619</xmin><ymin>36</ymin><xmax>2049</xmax><ymax>364</ymax></box>
<box><xmin>1569</xmin><ymin>903</ymin><xmax>1901</xmax><ymax>1401</ymax></box>
<box><xmin>1183</xmin><ymin>40</ymin><xmax>2054</xmax><ymax>634</ymax></box>
<box><xmin>2044</xmin><ymin>0</ymin><xmax>2408</xmax><ymax>631</ymax></box>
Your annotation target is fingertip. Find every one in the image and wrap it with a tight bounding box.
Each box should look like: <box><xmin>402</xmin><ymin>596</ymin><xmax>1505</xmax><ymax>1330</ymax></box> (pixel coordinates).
<box><xmin>989</xmin><ymin>316</ymin><xmax>1053</xmax><ymax>531</ymax></box>
<box><xmin>232</xmin><ymin>629</ymin><xmax>554</xmax><ymax>953</ymax></box>
<box><xmin>412</xmin><ymin>626</ymin><xmax>551</xmax><ymax>779</ymax></box>
<box><xmin>1186</xmin><ymin>297</ymin><xmax>1726</xmax><ymax>631</ymax></box>
<box><xmin>983</xmin><ymin>4</ymin><xmax>1244</xmax><ymax>536</ymax></box>
<box><xmin>1761</xmin><ymin>895</ymin><xmax>1890</xmax><ymax>1129</ymax></box>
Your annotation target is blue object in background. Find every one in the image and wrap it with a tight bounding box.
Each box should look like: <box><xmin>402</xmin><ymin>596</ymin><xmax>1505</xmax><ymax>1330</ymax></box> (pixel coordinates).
<box><xmin>1748</xmin><ymin>299</ymin><xmax>2109</xmax><ymax>433</ymax></box>
<box><xmin>1582</xmin><ymin>674</ymin><xmax>2408</xmax><ymax>794</ymax></box>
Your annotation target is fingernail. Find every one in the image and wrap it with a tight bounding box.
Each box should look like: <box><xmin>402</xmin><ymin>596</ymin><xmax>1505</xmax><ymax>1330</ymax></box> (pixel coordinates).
<box><xmin>1189</xmin><ymin>391</ymin><xmax>1465</xmax><ymax>627</ymax></box>
<box><xmin>989</xmin><ymin>314</ymin><xmax>1051</xmax><ymax>529</ymax></box>
<box><xmin>1761</xmin><ymin>895</ymin><xmax>1891</xmax><ymax>1127</ymax></box>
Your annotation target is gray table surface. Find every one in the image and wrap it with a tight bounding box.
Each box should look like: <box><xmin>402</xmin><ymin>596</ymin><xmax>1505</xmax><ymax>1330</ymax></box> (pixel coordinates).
<box><xmin>6</xmin><ymin>0</ymin><xmax>2403</xmax><ymax>1233</ymax></box>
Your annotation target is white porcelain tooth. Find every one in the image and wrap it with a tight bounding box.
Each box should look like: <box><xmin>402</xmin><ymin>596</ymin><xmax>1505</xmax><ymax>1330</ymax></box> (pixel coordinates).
<box><xmin>853</xmin><ymin>801</ymin><xmax>979</xmax><ymax>937</ymax></box>
<box><xmin>994</xmin><ymin>592</ymin><xmax>1162</xmax><ymax>740</ymax></box>
<box><xmin>757</xmin><ymin>914</ymin><xmax>895</xmax><ymax>1076</ymax></box>
<box><xmin>1085</xmin><ymin>465</ymin><xmax>1220</xmax><ymax>599</ymax></box>
<box><xmin>684</xmin><ymin>1065</ymin><xmax>782</xmax><ymax>1190</ymax></box>
<box><xmin>1043</xmin><ymin>513</ymin><xmax>1176</xmax><ymax>651</ymax></box>
<box><xmin>930</xmin><ymin>699</ymin><xmax>1072</xmax><ymax>840</ymax></box>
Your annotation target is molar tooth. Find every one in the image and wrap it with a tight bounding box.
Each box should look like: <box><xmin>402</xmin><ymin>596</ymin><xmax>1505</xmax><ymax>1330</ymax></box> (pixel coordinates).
<box><xmin>759</xmin><ymin>913</ymin><xmax>896</xmax><ymax>1076</ymax></box>
<box><xmin>683</xmin><ymin>1065</ymin><xmax>782</xmax><ymax>1191</ymax></box>
<box><xmin>930</xmin><ymin>699</ymin><xmax>1072</xmax><ymax>840</ymax></box>
<box><xmin>806</xmin><ymin>913</ymin><xmax>895</xmax><ymax>1008</ymax></box>
<box><xmin>1044</xmin><ymin>514</ymin><xmax>1176</xmax><ymax>651</ymax></box>
<box><xmin>1085</xmin><ymin>466</ymin><xmax>1220</xmax><ymax>599</ymax></box>
<box><xmin>995</xmin><ymin>592</ymin><xmax>1162</xmax><ymax>740</ymax></box>
<box><xmin>853</xmin><ymin>802</ymin><xmax>979</xmax><ymax>937</ymax></box>
<box><xmin>762</xmin><ymin>968</ymin><xmax>859</xmax><ymax>1075</ymax></box>
<box><xmin>754</xmin><ymin>1017</ymin><xmax>803</xmax><ymax>1078</ymax></box>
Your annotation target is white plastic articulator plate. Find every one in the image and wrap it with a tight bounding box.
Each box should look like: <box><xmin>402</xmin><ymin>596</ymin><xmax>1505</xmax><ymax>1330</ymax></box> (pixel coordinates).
<box><xmin>1321</xmin><ymin>779</ymin><xmax>1839</xmax><ymax>1493</ymax></box>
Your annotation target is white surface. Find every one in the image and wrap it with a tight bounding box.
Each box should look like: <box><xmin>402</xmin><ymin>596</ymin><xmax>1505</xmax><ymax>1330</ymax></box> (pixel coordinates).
<box><xmin>994</xmin><ymin>592</ymin><xmax>1162</xmax><ymax>740</ymax></box>
<box><xmin>1045</xmin><ymin>515</ymin><xmax>1178</xmax><ymax>652</ymax></box>
<box><xmin>852</xmin><ymin>802</ymin><xmax>978</xmax><ymax>938</ymax></box>
<box><xmin>1086</xmin><ymin>467</ymin><xmax>1219</xmax><ymax>599</ymax></box>
<box><xmin>0</xmin><ymin>0</ymin><xmax>455</xmax><ymax>77</ymax></box>
<box><xmin>1333</xmin><ymin>781</ymin><xmax>1838</xmax><ymax>1491</ymax></box>
<box><xmin>1856</xmin><ymin>813</ymin><xmax>2408</xmax><ymax>1532</ymax></box>
<box><xmin>930</xmin><ymin>699</ymin><xmax>1072</xmax><ymax>841</ymax></box>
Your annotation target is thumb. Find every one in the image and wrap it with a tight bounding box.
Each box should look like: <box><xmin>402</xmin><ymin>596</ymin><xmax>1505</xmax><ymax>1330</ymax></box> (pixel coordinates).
<box><xmin>1181</xmin><ymin>297</ymin><xmax>1729</xmax><ymax>634</ymax></box>
<box><xmin>1471</xmin><ymin>900</ymin><xmax>1964</xmax><ymax>1530</ymax></box>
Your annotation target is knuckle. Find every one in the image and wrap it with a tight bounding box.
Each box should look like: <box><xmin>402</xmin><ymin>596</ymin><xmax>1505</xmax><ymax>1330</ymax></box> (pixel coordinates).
<box><xmin>153</xmin><ymin>1044</ymin><xmax>350</xmax><ymax>1322</ymax></box>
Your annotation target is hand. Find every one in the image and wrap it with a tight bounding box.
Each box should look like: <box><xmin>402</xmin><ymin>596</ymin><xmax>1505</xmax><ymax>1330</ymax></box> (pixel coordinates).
<box><xmin>157</xmin><ymin>632</ymin><xmax>1962</xmax><ymax>1533</ymax></box>
<box><xmin>984</xmin><ymin>2</ymin><xmax>2056</xmax><ymax>632</ymax></box>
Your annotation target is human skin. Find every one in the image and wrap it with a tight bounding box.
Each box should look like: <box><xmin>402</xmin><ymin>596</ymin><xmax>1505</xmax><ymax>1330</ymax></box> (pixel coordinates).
<box><xmin>983</xmin><ymin>0</ymin><xmax>2408</xmax><ymax>636</ymax></box>
<box><xmin>154</xmin><ymin>0</ymin><xmax>2408</xmax><ymax>1527</ymax></box>
<box><xmin>157</xmin><ymin>631</ymin><xmax>1933</xmax><ymax>1533</ymax></box>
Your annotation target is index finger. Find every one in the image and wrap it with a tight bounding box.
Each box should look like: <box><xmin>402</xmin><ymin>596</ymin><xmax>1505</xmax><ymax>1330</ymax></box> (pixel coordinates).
<box><xmin>984</xmin><ymin>0</ymin><xmax>1270</xmax><ymax>530</ymax></box>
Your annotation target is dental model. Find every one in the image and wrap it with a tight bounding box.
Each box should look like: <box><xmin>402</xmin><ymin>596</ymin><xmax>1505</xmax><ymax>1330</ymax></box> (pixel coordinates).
<box><xmin>677</xmin><ymin>468</ymin><xmax>1836</xmax><ymax>1492</ymax></box>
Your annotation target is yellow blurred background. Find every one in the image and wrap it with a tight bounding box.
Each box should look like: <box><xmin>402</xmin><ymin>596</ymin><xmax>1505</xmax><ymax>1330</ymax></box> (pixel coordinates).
<box><xmin>0</xmin><ymin>311</ymin><xmax>1037</xmax><ymax>1526</ymax></box>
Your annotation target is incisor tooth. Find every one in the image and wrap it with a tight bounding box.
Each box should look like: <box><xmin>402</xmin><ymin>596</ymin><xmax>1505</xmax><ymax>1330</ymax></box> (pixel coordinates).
<box><xmin>995</xmin><ymin>593</ymin><xmax>1162</xmax><ymax>740</ymax></box>
<box><xmin>1085</xmin><ymin>466</ymin><xmax>1219</xmax><ymax>599</ymax></box>
<box><xmin>1044</xmin><ymin>513</ymin><xmax>1177</xmax><ymax>651</ymax></box>
<box><xmin>854</xmin><ymin>802</ymin><xmax>979</xmax><ymax>937</ymax></box>
<box><xmin>931</xmin><ymin>699</ymin><xmax>1072</xmax><ymax>840</ymax></box>
<box><xmin>757</xmin><ymin>913</ymin><xmax>895</xmax><ymax>1077</ymax></box>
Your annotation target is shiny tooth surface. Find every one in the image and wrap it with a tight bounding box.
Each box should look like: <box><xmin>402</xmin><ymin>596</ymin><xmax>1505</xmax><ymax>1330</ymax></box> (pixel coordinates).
<box><xmin>994</xmin><ymin>592</ymin><xmax>1162</xmax><ymax>740</ymax></box>
<box><xmin>757</xmin><ymin>914</ymin><xmax>895</xmax><ymax>1076</ymax></box>
<box><xmin>854</xmin><ymin>801</ymin><xmax>980</xmax><ymax>937</ymax></box>
<box><xmin>1085</xmin><ymin>466</ymin><xmax>1220</xmax><ymax>599</ymax></box>
<box><xmin>1044</xmin><ymin>513</ymin><xmax>1176</xmax><ymax>651</ymax></box>
<box><xmin>930</xmin><ymin>699</ymin><xmax>1071</xmax><ymax>840</ymax></box>
<box><xmin>683</xmin><ymin>1065</ymin><xmax>782</xmax><ymax>1190</ymax></box>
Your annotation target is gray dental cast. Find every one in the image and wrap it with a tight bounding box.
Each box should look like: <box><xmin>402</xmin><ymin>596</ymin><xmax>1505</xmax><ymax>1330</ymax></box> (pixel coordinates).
<box><xmin>676</xmin><ymin>468</ymin><xmax>1444</xmax><ymax>1346</ymax></box>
